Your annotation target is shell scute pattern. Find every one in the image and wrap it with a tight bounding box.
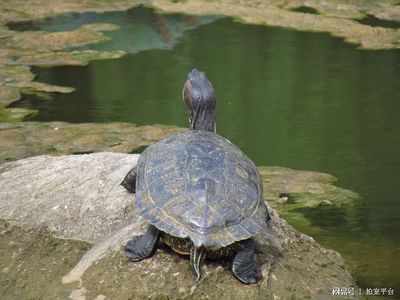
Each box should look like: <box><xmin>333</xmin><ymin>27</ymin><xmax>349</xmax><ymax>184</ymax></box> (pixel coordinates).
<box><xmin>136</xmin><ymin>130</ymin><xmax>267</xmax><ymax>248</ymax></box>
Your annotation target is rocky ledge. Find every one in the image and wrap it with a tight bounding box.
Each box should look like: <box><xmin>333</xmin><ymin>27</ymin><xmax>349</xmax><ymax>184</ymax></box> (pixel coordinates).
<box><xmin>0</xmin><ymin>152</ymin><xmax>357</xmax><ymax>299</ymax></box>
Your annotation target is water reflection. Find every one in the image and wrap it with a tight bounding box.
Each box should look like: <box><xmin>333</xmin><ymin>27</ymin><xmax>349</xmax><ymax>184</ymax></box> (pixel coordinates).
<box><xmin>8</xmin><ymin>7</ymin><xmax>218</xmax><ymax>53</ymax></box>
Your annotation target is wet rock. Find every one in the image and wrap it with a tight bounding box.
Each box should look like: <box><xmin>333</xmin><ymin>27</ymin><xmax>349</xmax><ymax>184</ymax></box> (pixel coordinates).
<box><xmin>0</xmin><ymin>65</ymin><xmax>35</xmax><ymax>86</ymax></box>
<box><xmin>0</xmin><ymin>85</ymin><xmax>20</xmax><ymax>106</ymax></box>
<box><xmin>152</xmin><ymin>0</ymin><xmax>400</xmax><ymax>50</ymax></box>
<box><xmin>0</xmin><ymin>65</ymin><xmax>33</xmax><ymax>113</ymax></box>
<box><xmin>0</xmin><ymin>0</ymin><xmax>143</xmax><ymax>24</ymax></box>
<box><xmin>7</xmin><ymin>80</ymin><xmax>75</xmax><ymax>93</ymax></box>
<box><xmin>259</xmin><ymin>166</ymin><xmax>359</xmax><ymax>211</ymax></box>
<box><xmin>0</xmin><ymin>107</ymin><xmax>38</xmax><ymax>123</ymax></box>
<box><xmin>11</xmin><ymin>50</ymin><xmax>126</xmax><ymax>67</ymax></box>
<box><xmin>0</xmin><ymin>25</ymin><xmax>13</xmax><ymax>38</ymax></box>
<box><xmin>370</xmin><ymin>5</ymin><xmax>400</xmax><ymax>22</ymax></box>
<box><xmin>8</xmin><ymin>24</ymin><xmax>113</xmax><ymax>51</ymax></box>
<box><xmin>13</xmin><ymin>51</ymin><xmax>88</xmax><ymax>67</ymax></box>
<box><xmin>0</xmin><ymin>121</ymin><xmax>185</xmax><ymax>163</ymax></box>
<box><xmin>0</xmin><ymin>21</ymin><xmax>127</xmax><ymax>120</ymax></box>
<box><xmin>0</xmin><ymin>65</ymin><xmax>72</xmax><ymax>122</ymax></box>
<box><xmin>0</xmin><ymin>152</ymin><xmax>357</xmax><ymax>299</ymax></box>
<box><xmin>286</xmin><ymin>2</ymin><xmax>365</xmax><ymax>19</ymax></box>
<box><xmin>0</xmin><ymin>65</ymin><xmax>72</xmax><ymax>95</ymax></box>
<box><xmin>70</xmin><ymin>49</ymin><xmax>126</xmax><ymax>62</ymax></box>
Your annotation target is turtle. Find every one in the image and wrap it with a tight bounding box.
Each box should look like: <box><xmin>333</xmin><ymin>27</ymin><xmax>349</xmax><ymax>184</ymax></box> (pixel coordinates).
<box><xmin>121</xmin><ymin>69</ymin><xmax>269</xmax><ymax>284</ymax></box>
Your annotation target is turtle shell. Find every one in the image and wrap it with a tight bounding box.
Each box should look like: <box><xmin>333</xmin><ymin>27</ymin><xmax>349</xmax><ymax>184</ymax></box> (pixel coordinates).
<box><xmin>135</xmin><ymin>130</ymin><xmax>268</xmax><ymax>249</ymax></box>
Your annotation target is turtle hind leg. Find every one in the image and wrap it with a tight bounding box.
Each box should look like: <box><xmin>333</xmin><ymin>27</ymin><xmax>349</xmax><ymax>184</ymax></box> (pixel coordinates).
<box><xmin>231</xmin><ymin>239</ymin><xmax>262</xmax><ymax>284</ymax></box>
<box><xmin>121</xmin><ymin>166</ymin><xmax>137</xmax><ymax>193</ymax></box>
<box><xmin>125</xmin><ymin>225</ymin><xmax>159</xmax><ymax>261</ymax></box>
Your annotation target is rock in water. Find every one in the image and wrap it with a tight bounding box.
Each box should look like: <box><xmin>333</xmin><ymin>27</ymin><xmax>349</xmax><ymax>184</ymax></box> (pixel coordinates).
<box><xmin>0</xmin><ymin>152</ymin><xmax>357</xmax><ymax>299</ymax></box>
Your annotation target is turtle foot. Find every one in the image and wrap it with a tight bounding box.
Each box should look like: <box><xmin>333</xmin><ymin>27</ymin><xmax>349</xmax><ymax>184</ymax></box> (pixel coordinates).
<box><xmin>125</xmin><ymin>226</ymin><xmax>159</xmax><ymax>261</ymax></box>
<box><xmin>231</xmin><ymin>239</ymin><xmax>262</xmax><ymax>284</ymax></box>
<box><xmin>232</xmin><ymin>259</ymin><xmax>262</xmax><ymax>284</ymax></box>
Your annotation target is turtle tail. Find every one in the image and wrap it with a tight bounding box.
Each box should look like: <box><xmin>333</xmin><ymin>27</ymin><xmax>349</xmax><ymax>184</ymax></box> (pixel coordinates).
<box><xmin>190</xmin><ymin>246</ymin><xmax>206</xmax><ymax>283</ymax></box>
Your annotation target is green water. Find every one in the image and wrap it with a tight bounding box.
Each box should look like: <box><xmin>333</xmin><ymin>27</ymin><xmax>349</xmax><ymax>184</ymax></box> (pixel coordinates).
<box><xmin>10</xmin><ymin>7</ymin><xmax>400</xmax><ymax>293</ymax></box>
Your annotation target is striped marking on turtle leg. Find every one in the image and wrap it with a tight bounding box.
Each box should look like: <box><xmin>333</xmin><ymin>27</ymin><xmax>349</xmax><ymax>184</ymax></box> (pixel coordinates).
<box><xmin>190</xmin><ymin>246</ymin><xmax>206</xmax><ymax>283</ymax></box>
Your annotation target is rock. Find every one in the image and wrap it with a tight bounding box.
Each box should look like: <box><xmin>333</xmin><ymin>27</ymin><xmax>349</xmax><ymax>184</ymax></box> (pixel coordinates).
<box><xmin>13</xmin><ymin>51</ymin><xmax>88</xmax><ymax>67</ymax></box>
<box><xmin>0</xmin><ymin>219</ymin><xmax>92</xmax><ymax>300</ymax></box>
<box><xmin>8</xmin><ymin>24</ymin><xmax>112</xmax><ymax>51</ymax></box>
<box><xmin>0</xmin><ymin>152</ymin><xmax>358</xmax><ymax>299</ymax></box>
<box><xmin>0</xmin><ymin>65</ymin><xmax>35</xmax><ymax>85</ymax></box>
<box><xmin>152</xmin><ymin>0</ymin><xmax>400</xmax><ymax>50</ymax></box>
<box><xmin>259</xmin><ymin>166</ymin><xmax>359</xmax><ymax>211</ymax></box>
<box><xmin>7</xmin><ymin>80</ymin><xmax>75</xmax><ymax>93</ymax></box>
<box><xmin>70</xmin><ymin>50</ymin><xmax>127</xmax><ymax>62</ymax></box>
<box><xmin>0</xmin><ymin>153</ymin><xmax>139</xmax><ymax>242</ymax></box>
<box><xmin>0</xmin><ymin>107</ymin><xmax>38</xmax><ymax>123</ymax></box>
<box><xmin>0</xmin><ymin>121</ymin><xmax>185</xmax><ymax>163</ymax></box>
<box><xmin>0</xmin><ymin>85</ymin><xmax>20</xmax><ymax>106</ymax></box>
<box><xmin>0</xmin><ymin>0</ymin><xmax>142</xmax><ymax>24</ymax></box>
<box><xmin>0</xmin><ymin>21</ymin><xmax>127</xmax><ymax>116</ymax></box>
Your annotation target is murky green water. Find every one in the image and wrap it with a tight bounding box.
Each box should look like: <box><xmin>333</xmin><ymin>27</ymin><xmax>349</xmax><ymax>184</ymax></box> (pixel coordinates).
<box><xmin>10</xmin><ymin>7</ymin><xmax>400</xmax><ymax>293</ymax></box>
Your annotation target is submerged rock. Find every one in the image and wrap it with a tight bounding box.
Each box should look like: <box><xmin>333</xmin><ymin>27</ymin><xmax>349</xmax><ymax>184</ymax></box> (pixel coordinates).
<box><xmin>0</xmin><ymin>152</ymin><xmax>358</xmax><ymax>299</ymax></box>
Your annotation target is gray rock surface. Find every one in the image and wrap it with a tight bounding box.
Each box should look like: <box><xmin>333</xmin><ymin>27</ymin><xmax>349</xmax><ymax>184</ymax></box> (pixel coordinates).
<box><xmin>0</xmin><ymin>152</ymin><xmax>139</xmax><ymax>242</ymax></box>
<box><xmin>0</xmin><ymin>152</ymin><xmax>357</xmax><ymax>299</ymax></box>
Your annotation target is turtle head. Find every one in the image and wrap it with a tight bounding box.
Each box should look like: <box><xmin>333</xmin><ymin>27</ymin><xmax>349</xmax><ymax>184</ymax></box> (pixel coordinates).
<box><xmin>183</xmin><ymin>69</ymin><xmax>216</xmax><ymax>132</ymax></box>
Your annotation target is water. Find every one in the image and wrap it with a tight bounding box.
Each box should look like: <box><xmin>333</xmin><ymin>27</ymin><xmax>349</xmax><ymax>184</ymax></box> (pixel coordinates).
<box><xmin>10</xmin><ymin>7</ymin><xmax>400</xmax><ymax>292</ymax></box>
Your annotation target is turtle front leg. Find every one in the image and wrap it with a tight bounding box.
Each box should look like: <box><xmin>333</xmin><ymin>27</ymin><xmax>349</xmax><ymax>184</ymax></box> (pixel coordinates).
<box><xmin>121</xmin><ymin>165</ymin><xmax>137</xmax><ymax>193</ymax></box>
<box><xmin>125</xmin><ymin>225</ymin><xmax>159</xmax><ymax>261</ymax></box>
<box><xmin>231</xmin><ymin>239</ymin><xmax>261</xmax><ymax>284</ymax></box>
